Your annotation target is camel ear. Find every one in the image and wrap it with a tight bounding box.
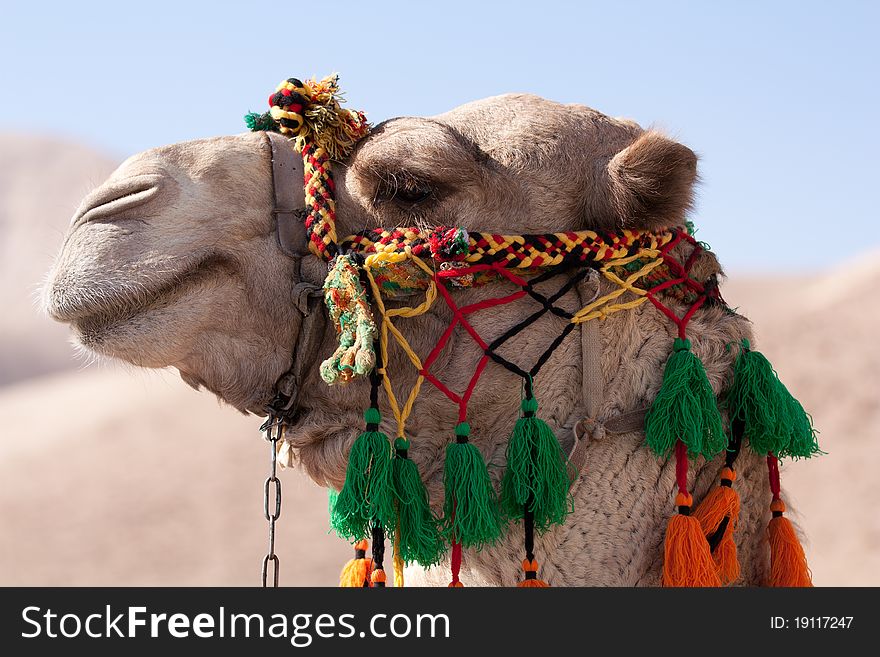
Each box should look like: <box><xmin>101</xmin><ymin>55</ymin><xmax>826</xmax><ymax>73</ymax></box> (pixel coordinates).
<box><xmin>607</xmin><ymin>131</ymin><xmax>697</xmax><ymax>229</ymax></box>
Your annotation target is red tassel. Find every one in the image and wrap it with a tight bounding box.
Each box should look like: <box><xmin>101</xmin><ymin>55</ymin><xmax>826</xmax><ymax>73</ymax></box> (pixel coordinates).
<box><xmin>662</xmin><ymin>441</ymin><xmax>721</xmax><ymax>587</ymax></box>
<box><xmin>693</xmin><ymin>467</ymin><xmax>741</xmax><ymax>585</ymax></box>
<box><xmin>766</xmin><ymin>456</ymin><xmax>812</xmax><ymax>587</ymax></box>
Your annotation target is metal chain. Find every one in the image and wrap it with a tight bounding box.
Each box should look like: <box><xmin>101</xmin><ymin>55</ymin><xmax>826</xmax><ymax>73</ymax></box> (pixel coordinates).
<box><xmin>260</xmin><ymin>416</ymin><xmax>283</xmax><ymax>587</ymax></box>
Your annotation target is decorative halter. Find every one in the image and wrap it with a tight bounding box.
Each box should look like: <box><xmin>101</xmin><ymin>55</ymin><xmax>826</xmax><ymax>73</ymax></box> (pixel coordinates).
<box><xmin>247</xmin><ymin>75</ymin><xmax>820</xmax><ymax>588</ymax></box>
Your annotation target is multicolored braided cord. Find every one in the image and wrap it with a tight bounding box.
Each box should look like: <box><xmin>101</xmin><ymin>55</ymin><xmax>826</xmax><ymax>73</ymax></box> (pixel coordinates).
<box><xmin>246</xmin><ymin>74</ymin><xmax>370</xmax><ymax>260</ymax></box>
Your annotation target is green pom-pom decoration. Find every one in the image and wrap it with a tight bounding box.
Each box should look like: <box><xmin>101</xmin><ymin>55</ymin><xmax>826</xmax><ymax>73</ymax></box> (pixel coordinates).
<box><xmin>724</xmin><ymin>339</ymin><xmax>820</xmax><ymax>459</ymax></box>
<box><xmin>391</xmin><ymin>439</ymin><xmax>445</xmax><ymax>567</ymax></box>
<box><xmin>645</xmin><ymin>337</ymin><xmax>727</xmax><ymax>459</ymax></box>
<box><xmin>500</xmin><ymin>397</ymin><xmax>573</xmax><ymax>531</ymax></box>
<box><xmin>244</xmin><ymin>111</ymin><xmax>280</xmax><ymax>132</ymax></box>
<box><xmin>440</xmin><ymin>423</ymin><xmax>502</xmax><ymax>549</ymax></box>
<box><xmin>330</xmin><ymin>408</ymin><xmax>395</xmax><ymax>540</ymax></box>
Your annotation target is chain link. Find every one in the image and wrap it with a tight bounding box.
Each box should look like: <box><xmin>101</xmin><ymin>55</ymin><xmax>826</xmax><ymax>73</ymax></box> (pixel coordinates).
<box><xmin>260</xmin><ymin>417</ymin><xmax>283</xmax><ymax>587</ymax></box>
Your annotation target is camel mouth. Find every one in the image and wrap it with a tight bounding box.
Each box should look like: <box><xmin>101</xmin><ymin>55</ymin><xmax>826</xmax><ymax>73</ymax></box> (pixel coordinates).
<box><xmin>71</xmin><ymin>174</ymin><xmax>163</xmax><ymax>229</ymax></box>
<box><xmin>56</xmin><ymin>254</ymin><xmax>233</xmax><ymax>344</ymax></box>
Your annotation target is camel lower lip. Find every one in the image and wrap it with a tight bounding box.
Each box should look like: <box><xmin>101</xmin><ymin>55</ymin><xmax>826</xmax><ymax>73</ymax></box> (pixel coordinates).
<box><xmin>63</xmin><ymin>255</ymin><xmax>232</xmax><ymax>334</ymax></box>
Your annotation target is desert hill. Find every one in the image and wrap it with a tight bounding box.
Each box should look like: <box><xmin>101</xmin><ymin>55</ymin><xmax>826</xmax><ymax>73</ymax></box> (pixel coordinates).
<box><xmin>0</xmin><ymin>133</ymin><xmax>117</xmax><ymax>384</ymax></box>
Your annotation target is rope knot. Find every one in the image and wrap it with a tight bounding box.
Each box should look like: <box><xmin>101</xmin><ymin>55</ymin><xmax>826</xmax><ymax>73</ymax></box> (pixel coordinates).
<box><xmin>247</xmin><ymin>74</ymin><xmax>370</xmax><ymax>260</ymax></box>
<box><xmin>672</xmin><ymin>337</ymin><xmax>692</xmax><ymax>352</ymax></box>
<box><xmin>428</xmin><ymin>226</ymin><xmax>470</xmax><ymax>261</ymax></box>
<box><xmin>267</xmin><ymin>75</ymin><xmax>370</xmax><ymax>159</ymax></box>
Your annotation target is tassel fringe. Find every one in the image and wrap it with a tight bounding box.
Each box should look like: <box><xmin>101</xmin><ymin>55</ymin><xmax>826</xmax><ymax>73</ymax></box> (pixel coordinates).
<box><xmin>663</xmin><ymin>493</ymin><xmax>722</xmax><ymax>587</ymax></box>
<box><xmin>391</xmin><ymin>439</ymin><xmax>444</xmax><ymax>567</ymax></box>
<box><xmin>645</xmin><ymin>338</ymin><xmax>727</xmax><ymax>459</ymax></box>
<box><xmin>693</xmin><ymin>467</ymin><xmax>741</xmax><ymax>585</ymax></box>
<box><xmin>339</xmin><ymin>540</ymin><xmax>373</xmax><ymax>587</ymax></box>
<box><xmin>440</xmin><ymin>423</ymin><xmax>502</xmax><ymax>549</ymax></box>
<box><xmin>500</xmin><ymin>397</ymin><xmax>572</xmax><ymax>531</ymax></box>
<box><xmin>726</xmin><ymin>339</ymin><xmax>820</xmax><ymax>459</ymax></box>
<box><xmin>768</xmin><ymin>499</ymin><xmax>813</xmax><ymax>587</ymax></box>
<box><xmin>331</xmin><ymin>408</ymin><xmax>396</xmax><ymax>540</ymax></box>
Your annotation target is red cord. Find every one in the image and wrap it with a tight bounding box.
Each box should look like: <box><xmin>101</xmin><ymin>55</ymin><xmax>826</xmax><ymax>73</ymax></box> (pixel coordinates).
<box><xmin>450</xmin><ymin>541</ymin><xmax>462</xmax><ymax>586</ymax></box>
<box><xmin>675</xmin><ymin>440</ymin><xmax>689</xmax><ymax>494</ymax></box>
<box><xmin>767</xmin><ymin>454</ymin><xmax>781</xmax><ymax>500</ymax></box>
<box><xmin>643</xmin><ymin>232</ymin><xmax>708</xmax><ymax>338</ymax></box>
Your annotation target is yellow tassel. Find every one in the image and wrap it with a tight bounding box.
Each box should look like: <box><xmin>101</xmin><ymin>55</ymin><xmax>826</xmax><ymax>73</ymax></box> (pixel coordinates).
<box><xmin>339</xmin><ymin>539</ymin><xmax>373</xmax><ymax>587</ymax></box>
<box><xmin>693</xmin><ymin>467</ymin><xmax>741</xmax><ymax>584</ymax></box>
<box><xmin>663</xmin><ymin>493</ymin><xmax>722</xmax><ymax>587</ymax></box>
<box><xmin>517</xmin><ymin>559</ymin><xmax>550</xmax><ymax>587</ymax></box>
<box><xmin>393</xmin><ymin>522</ymin><xmax>405</xmax><ymax>588</ymax></box>
<box><xmin>768</xmin><ymin>499</ymin><xmax>813</xmax><ymax>587</ymax></box>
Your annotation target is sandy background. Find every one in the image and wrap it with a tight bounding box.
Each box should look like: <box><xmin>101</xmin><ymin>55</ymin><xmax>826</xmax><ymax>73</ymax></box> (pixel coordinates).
<box><xmin>0</xmin><ymin>134</ymin><xmax>876</xmax><ymax>586</ymax></box>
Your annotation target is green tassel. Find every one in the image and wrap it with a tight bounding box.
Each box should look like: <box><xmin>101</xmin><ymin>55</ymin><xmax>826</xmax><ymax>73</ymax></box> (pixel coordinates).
<box><xmin>440</xmin><ymin>423</ymin><xmax>502</xmax><ymax>549</ymax></box>
<box><xmin>327</xmin><ymin>487</ymin><xmax>346</xmax><ymax>537</ymax></box>
<box><xmin>500</xmin><ymin>397</ymin><xmax>573</xmax><ymax>531</ymax></box>
<box><xmin>330</xmin><ymin>408</ymin><xmax>395</xmax><ymax>540</ymax></box>
<box><xmin>645</xmin><ymin>337</ymin><xmax>727</xmax><ymax>459</ymax></box>
<box><xmin>725</xmin><ymin>339</ymin><xmax>820</xmax><ymax>458</ymax></box>
<box><xmin>779</xmin><ymin>396</ymin><xmax>821</xmax><ymax>459</ymax></box>
<box><xmin>328</xmin><ymin>487</ymin><xmax>339</xmax><ymax>515</ymax></box>
<box><xmin>391</xmin><ymin>438</ymin><xmax>445</xmax><ymax>567</ymax></box>
<box><xmin>244</xmin><ymin>111</ymin><xmax>280</xmax><ymax>132</ymax></box>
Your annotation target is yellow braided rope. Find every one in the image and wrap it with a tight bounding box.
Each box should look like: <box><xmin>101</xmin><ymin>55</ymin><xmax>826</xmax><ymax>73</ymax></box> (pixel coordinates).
<box><xmin>346</xmin><ymin>227</ymin><xmax>675</xmax><ymax>269</ymax></box>
<box><xmin>572</xmin><ymin>251</ymin><xmax>665</xmax><ymax>322</ymax></box>
<box><xmin>364</xmin><ymin>253</ymin><xmax>437</xmax><ymax>439</ymax></box>
<box><xmin>393</xmin><ymin>516</ymin><xmax>405</xmax><ymax>588</ymax></box>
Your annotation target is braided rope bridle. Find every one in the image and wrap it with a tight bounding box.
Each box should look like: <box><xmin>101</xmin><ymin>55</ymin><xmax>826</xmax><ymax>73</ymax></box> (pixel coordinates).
<box><xmin>250</xmin><ymin>75</ymin><xmax>819</xmax><ymax>589</ymax></box>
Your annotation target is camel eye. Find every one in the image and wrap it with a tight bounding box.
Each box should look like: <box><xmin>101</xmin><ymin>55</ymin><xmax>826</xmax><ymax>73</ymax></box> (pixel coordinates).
<box><xmin>375</xmin><ymin>177</ymin><xmax>434</xmax><ymax>206</ymax></box>
<box><xmin>394</xmin><ymin>185</ymin><xmax>432</xmax><ymax>205</ymax></box>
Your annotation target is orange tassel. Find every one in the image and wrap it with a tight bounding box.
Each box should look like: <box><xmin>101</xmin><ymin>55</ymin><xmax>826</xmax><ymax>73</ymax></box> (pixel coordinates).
<box><xmin>339</xmin><ymin>539</ymin><xmax>373</xmax><ymax>587</ymax></box>
<box><xmin>370</xmin><ymin>568</ymin><xmax>387</xmax><ymax>587</ymax></box>
<box><xmin>663</xmin><ymin>493</ymin><xmax>722</xmax><ymax>587</ymax></box>
<box><xmin>693</xmin><ymin>467</ymin><xmax>741</xmax><ymax>584</ymax></box>
<box><xmin>517</xmin><ymin>559</ymin><xmax>549</xmax><ymax>587</ymax></box>
<box><xmin>768</xmin><ymin>499</ymin><xmax>812</xmax><ymax>587</ymax></box>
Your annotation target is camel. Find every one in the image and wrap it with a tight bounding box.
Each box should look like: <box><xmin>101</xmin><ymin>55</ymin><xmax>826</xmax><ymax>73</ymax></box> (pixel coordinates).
<box><xmin>44</xmin><ymin>92</ymin><xmax>783</xmax><ymax>586</ymax></box>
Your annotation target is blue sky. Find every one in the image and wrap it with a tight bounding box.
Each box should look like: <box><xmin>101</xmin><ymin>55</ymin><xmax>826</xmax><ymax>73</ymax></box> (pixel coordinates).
<box><xmin>2</xmin><ymin>0</ymin><xmax>877</xmax><ymax>272</ymax></box>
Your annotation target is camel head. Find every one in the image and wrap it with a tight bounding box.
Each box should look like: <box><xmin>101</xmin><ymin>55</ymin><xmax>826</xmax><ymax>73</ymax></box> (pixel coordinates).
<box><xmin>43</xmin><ymin>82</ymin><xmax>822</xmax><ymax>588</ymax></box>
<box><xmin>45</xmin><ymin>93</ymin><xmax>698</xmax><ymax>423</ymax></box>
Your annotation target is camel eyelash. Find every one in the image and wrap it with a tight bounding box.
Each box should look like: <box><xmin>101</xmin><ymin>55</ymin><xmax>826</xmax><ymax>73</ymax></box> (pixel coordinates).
<box><xmin>373</xmin><ymin>172</ymin><xmax>436</xmax><ymax>207</ymax></box>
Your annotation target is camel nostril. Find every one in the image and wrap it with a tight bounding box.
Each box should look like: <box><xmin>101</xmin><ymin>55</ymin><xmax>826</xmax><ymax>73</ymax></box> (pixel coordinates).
<box><xmin>72</xmin><ymin>174</ymin><xmax>163</xmax><ymax>227</ymax></box>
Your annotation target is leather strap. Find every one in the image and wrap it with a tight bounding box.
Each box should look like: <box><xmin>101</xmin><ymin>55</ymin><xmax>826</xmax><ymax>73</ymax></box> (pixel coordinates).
<box><xmin>262</xmin><ymin>131</ymin><xmax>324</xmax><ymax>418</ymax></box>
<box><xmin>567</xmin><ymin>271</ymin><xmax>648</xmax><ymax>483</ymax></box>
<box><xmin>265</xmin><ymin>131</ymin><xmax>308</xmax><ymax>258</ymax></box>
<box><xmin>579</xmin><ymin>272</ymin><xmax>603</xmax><ymax>420</ymax></box>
